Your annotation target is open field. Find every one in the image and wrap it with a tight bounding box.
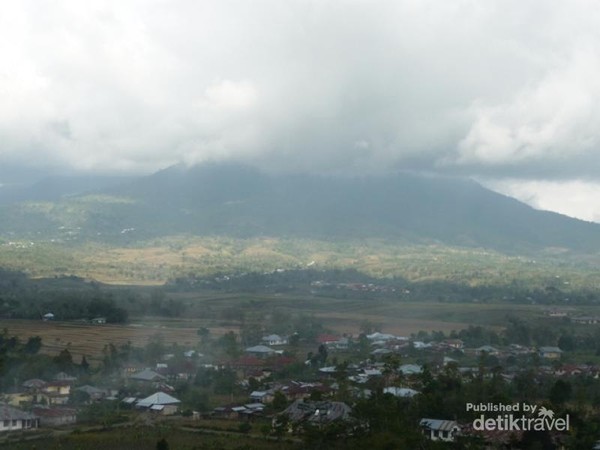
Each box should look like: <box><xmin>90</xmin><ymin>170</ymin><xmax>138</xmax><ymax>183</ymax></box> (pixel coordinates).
<box><xmin>0</xmin><ymin>296</ymin><xmax>569</xmax><ymax>363</ymax></box>
<box><xmin>0</xmin><ymin>319</ymin><xmax>219</xmax><ymax>365</ymax></box>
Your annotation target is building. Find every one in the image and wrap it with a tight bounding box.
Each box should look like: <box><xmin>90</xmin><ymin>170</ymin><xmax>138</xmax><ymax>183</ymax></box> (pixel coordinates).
<box><xmin>42</xmin><ymin>380</ymin><xmax>71</xmax><ymax>405</ymax></box>
<box><xmin>399</xmin><ymin>364</ymin><xmax>423</xmax><ymax>376</ymax></box>
<box><xmin>32</xmin><ymin>406</ymin><xmax>77</xmax><ymax>427</ymax></box>
<box><xmin>129</xmin><ymin>368</ymin><xmax>166</xmax><ymax>383</ymax></box>
<box><xmin>280</xmin><ymin>400</ymin><xmax>352</xmax><ymax>427</ymax></box>
<box><xmin>539</xmin><ymin>346</ymin><xmax>563</xmax><ymax>359</ymax></box>
<box><xmin>244</xmin><ymin>345</ymin><xmax>277</xmax><ymax>358</ymax></box>
<box><xmin>136</xmin><ymin>392</ymin><xmax>181</xmax><ymax>415</ymax></box>
<box><xmin>0</xmin><ymin>404</ymin><xmax>39</xmax><ymax>432</ymax></box>
<box><xmin>261</xmin><ymin>334</ymin><xmax>288</xmax><ymax>346</ymax></box>
<box><xmin>571</xmin><ymin>316</ymin><xmax>600</xmax><ymax>325</ymax></box>
<box><xmin>383</xmin><ymin>387</ymin><xmax>420</xmax><ymax>398</ymax></box>
<box><xmin>75</xmin><ymin>385</ymin><xmax>109</xmax><ymax>401</ymax></box>
<box><xmin>420</xmin><ymin>418</ymin><xmax>460</xmax><ymax>442</ymax></box>
<box><xmin>475</xmin><ymin>345</ymin><xmax>500</xmax><ymax>356</ymax></box>
<box><xmin>443</xmin><ymin>339</ymin><xmax>464</xmax><ymax>350</ymax></box>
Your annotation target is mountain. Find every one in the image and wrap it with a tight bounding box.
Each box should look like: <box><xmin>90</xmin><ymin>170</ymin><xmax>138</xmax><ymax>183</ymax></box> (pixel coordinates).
<box><xmin>1</xmin><ymin>163</ymin><xmax>599</xmax><ymax>253</ymax></box>
<box><xmin>0</xmin><ymin>175</ymin><xmax>134</xmax><ymax>205</ymax></box>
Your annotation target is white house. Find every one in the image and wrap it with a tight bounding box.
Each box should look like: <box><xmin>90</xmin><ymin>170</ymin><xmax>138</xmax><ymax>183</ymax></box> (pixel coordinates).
<box><xmin>136</xmin><ymin>392</ymin><xmax>181</xmax><ymax>415</ymax></box>
<box><xmin>419</xmin><ymin>418</ymin><xmax>460</xmax><ymax>442</ymax></box>
<box><xmin>0</xmin><ymin>404</ymin><xmax>39</xmax><ymax>432</ymax></box>
<box><xmin>261</xmin><ymin>334</ymin><xmax>288</xmax><ymax>346</ymax></box>
<box><xmin>383</xmin><ymin>387</ymin><xmax>419</xmax><ymax>398</ymax></box>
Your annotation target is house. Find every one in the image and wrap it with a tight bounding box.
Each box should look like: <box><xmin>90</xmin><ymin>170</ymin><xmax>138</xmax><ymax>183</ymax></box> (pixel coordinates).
<box><xmin>32</xmin><ymin>406</ymin><xmax>77</xmax><ymax>427</ymax></box>
<box><xmin>250</xmin><ymin>390</ymin><xmax>275</xmax><ymax>404</ymax></box>
<box><xmin>75</xmin><ymin>385</ymin><xmax>108</xmax><ymax>401</ymax></box>
<box><xmin>91</xmin><ymin>317</ymin><xmax>107</xmax><ymax>325</ymax></box>
<box><xmin>42</xmin><ymin>381</ymin><xmax>71</xmax><ymax>405</ymax></box>
<box><xmin>413</xmin><ymin>341</ymin><xmax>432</xmax><ymax>349</ymax></box>
<box><xmin>136</xmin><ymin>392</ymin><xmax>181</xmax><ymax>415</ymax></box>
<box><xmin>213</xmin><ymin>404</ymin><xmax>244</xmax><ymax>420</ymax></box>
<box><xmin>54</xmin><ymin>372</ymin><xmax>77</xmax><ymax>383</ymax></box>
<box><xmin>261</xmin><ymin>334</ymin><xmax>288</xmax><ymax>346</ymax></box>
<box><xmin>316</xmin><ymin>334</ymin><xmax>341</xmax><ymax>346</ymax></box>
<box><xmin>571</xmin><ymin>316</ymin><xmax>600</xmax><ymax>325</ymax></box>
<box><xmin>42</xmin><ymin>313</ymin><xmax>55</xmax><ymax>321</ymax></box>
<box><xmin>475</xmin><ymin>345</ymin><xmax>500</xmax><ymax>356</ymax></box>
<box><xmin>419</xmin><ymin>418</ymin><xmax>460</xmax><ymax>442</ymax></box>
<box><xmin>245</xmin><ymin>345</ymin><xmax>277</xmax><ymax>358</ymax></box>
<box><xmin>539</xmin><ymin>346</ymin><xmax>563</xmax><ymax>359</ymax></box>
<box><xmin>280</xmin><ymin>400</ymin><xmax>352</xmax><ymax>427</ymax></box>
<box><xmin>399</xmin><ymin>364</ymin><xmax>423</xmax><ymax>376</ymax></box>
<box><xmin>1</xmin><ymin>390</ymin><xmax>33</xmax><ymax>407</ymax></box>
<box><xmin>213</xmin><ymin>403</ymin><xmax>264</xmax><ymax>420</ymax></box>
<box><xmin>366</xmin><ymin>332</ymin><xmax>397</xmax><ymax>341</ymax></box>
<box><xmin>129</xmin><ymin>368</ymin><xmax>166</xmax><ymax>383</ymax></box>
<box><xmin>281</xmin><ymin>382</ymin><xmax>332</xmax><ymax>401</ymax></box>
<box><xmin>371</xmin><ymin>348</ymin><xmax>393</xmax><ymax>356</ymax></box>
<box><xmin>443</xmin><ymin>339</ymin><xmax>464</xmax><ymax>350</ymax></box>
<box><xmin>383</xmin><ymin>387</ymin><xmax>419</xmax><ymax>398</ymax></box>
<box><xmin>0</xmin><ymin>404</ymin><xmax>39</xmax><ymax>432</ymax></box>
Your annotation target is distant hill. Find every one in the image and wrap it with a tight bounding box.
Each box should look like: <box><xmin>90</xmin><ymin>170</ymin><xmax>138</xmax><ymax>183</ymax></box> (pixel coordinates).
<box><xmin>1</xmin><ymin>163</ymin><xmax>600</xmax><ymax>253</ymax></box>
<box><xmin>0</xmin><ymin>175</ymin><xmax>133</xmax><ymax>205</ymax></box>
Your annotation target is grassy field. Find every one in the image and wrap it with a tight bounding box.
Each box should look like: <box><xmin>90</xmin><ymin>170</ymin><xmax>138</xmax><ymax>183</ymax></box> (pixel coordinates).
<box><xmin>0</xmin><ymin>424</ymin><xmax>297</xmax><ymax>450</ymax></box>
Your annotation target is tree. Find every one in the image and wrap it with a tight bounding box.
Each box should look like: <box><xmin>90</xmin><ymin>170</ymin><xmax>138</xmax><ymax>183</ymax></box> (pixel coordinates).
<box><xmin>218</xmin><ymin>331</ymin><xmax>239</xmax><ymax>358</ymax></box>
<box><xmin>23</xmin><ymin>336</ymin><xmax>42</xmax><ymax>355</ymax></box>
<box><xmin>197</xmin><ymin>327</ymin><xmax>210</xmax><ymax>344</ymax></box>
<box><xmin>272</xmin><ymin>391</ymin><xmax>288</xmax><ymax>411</ymax></box>
<box><xmin>80</xmin><ymin>355</ymin><xmax>90</xmax><ymax>373</ymax></box>
<box><xmin>317</xmin><ymin>344</ymin><xmax>328</xmax><ymax>365</ymax></box>
<box><xmin>558</xmin><ymin>333</ymin><xmax>575</xmax><ymax>352</ymax></box>
<box><xmin>549</xmin><ymin>379</ymin><xmax>572</xmax><ymax>405</ymax></box>
<box><xmin>156</xmin><ymin>438</ymin><xmax>169</xmax><ymax>450</ymax></box>
<box><xmin>54</xmin><ymin>349</ymin><xmax>73</xmax><ymax>372</ymax></box>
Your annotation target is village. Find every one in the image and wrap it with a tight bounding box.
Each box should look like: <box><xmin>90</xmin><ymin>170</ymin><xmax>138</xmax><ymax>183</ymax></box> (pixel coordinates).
<box><xmin>0</xmin><ymin>316</ymin><xmax>596</xmax><ymax>449</ymax></box>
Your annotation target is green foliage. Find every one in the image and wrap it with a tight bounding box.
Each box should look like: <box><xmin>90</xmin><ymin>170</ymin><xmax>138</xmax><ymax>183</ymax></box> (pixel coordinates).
<box><xmin>155</xmin><ymin>438</ymin><xmax>169</xmax><ymax>450</ymax></box>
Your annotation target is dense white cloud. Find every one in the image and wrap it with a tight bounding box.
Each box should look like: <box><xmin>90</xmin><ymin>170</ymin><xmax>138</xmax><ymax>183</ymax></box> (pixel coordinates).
<box><xmin>485</xmin><ymin>179</ymin><xmax>600</xmax><ymax>223</ymax></box>
<box><xmin>1</xmin><ymin>1</ymin><xmax>600</xmax><ymax>219</ymax></box>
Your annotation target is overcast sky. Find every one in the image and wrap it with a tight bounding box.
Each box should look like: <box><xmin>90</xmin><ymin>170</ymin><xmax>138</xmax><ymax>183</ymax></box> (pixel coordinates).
<box><xmin>1</xmin><ymin>1</ymin><xmax>600</xmax><ymax>221</ymax></box>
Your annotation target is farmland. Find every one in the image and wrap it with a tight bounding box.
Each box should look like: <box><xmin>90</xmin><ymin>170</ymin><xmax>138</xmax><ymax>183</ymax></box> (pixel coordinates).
<box><xmin>0</xmin><ymin>297</ymin><xmax>561</xmax><ymax>364</ymax></box>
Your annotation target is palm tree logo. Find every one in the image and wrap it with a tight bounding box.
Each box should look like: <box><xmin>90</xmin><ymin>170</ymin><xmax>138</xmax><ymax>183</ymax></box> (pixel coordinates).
<box><xmin>538</xmin><ymin>406</ymin><xmax>555</xmax><ymax>420</ymax></box>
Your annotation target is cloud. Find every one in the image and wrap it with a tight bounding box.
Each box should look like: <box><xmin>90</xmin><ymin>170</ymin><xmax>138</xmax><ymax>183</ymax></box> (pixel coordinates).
<box><xmin>484</xmin><ymin>178</ymin><xmax>600</xmax><ymax>223</ymax></box>
<box><xmin>1</xmin><ymin>0</ymin><xmax>600</xmax><ymax>186</ymax></box>
<box><xmin>455</xmin><ymin>46</ymin><xmax>600</xmax><ymax>176</ymax></box>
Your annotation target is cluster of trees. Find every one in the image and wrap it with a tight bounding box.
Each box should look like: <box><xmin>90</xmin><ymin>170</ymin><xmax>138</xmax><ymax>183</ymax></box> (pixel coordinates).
<box><xmin>0</xmin><ymin>331</ymin><xmax>90</xmax><ymax>390</ymax></box>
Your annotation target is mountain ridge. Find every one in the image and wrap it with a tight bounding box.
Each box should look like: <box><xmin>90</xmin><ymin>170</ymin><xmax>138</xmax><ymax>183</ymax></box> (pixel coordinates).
<box><xmin>1</xmin><ymin>163</ymin><xmax>599</xmax><ymax>254</ymax></box>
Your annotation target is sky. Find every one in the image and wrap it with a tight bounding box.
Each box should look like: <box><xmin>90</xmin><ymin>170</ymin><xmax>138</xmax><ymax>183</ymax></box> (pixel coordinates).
<box><xmin>1</xmin><ymin>1</ymin><xmax>600</xmax><ymax>221</ymax></box>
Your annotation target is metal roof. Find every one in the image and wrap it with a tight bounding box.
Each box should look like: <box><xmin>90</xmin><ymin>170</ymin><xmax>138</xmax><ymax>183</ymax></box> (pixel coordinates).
<box><xmin>419</xmin><ymin>418</ymin><xmax>459</xmax><ymax>432</ymax></box>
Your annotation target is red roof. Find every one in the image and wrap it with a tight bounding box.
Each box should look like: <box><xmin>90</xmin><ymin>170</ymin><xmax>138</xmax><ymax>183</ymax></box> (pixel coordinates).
<box><xmin>317</xmin><ymin>334</ymin><xmax>340</xmax><ymax>344</ymax></box>
<box><xmin>227</xmin><ymin>356</ymin><xmax>265</xmax><ymax>368</ymax></box>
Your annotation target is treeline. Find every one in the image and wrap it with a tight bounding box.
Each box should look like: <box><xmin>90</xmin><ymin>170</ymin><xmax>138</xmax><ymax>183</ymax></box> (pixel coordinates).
<box><xmin>0</xmin><ymin>269</ymin><xmax>195</xmax><ymax>322</ymax></box>
<box><xmin>167</xmin><ymin>268</ymin><xmax>600</xmax><ymax>305</ymax></box>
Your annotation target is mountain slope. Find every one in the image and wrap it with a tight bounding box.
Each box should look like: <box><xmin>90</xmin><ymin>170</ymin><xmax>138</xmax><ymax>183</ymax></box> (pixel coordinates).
<box><xmin>1</xmin><ymin>163</ymin><xmax>599</xmax><ymax>253</ymax></box>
